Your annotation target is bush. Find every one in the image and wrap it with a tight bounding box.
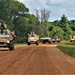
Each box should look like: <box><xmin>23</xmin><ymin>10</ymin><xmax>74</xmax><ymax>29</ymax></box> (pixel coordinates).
<box><xmin>15</xmin><ymin>36</ymin><xmax>27</xmax><ymax>43</ymax></box>
<box><xmin>50</xmin><ymin>26</ymin><xmax>64</xmax><ymax>40</ymax></box>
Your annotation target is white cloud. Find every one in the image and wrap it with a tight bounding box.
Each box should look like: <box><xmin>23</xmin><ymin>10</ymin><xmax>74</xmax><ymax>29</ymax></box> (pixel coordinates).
<box><xmin>57</xmin><ymin>8</ymin><xmax>67</xmax><ymax>15</ymax></box>
<box><xmin>36</xmin><ymin>7</ymin><xmax>41</xmax><ymax>10</ymax></box>
<box><xmin>50</xmin><ymin>0</ymin><xmax>66</xmax><ymax>4</ymax></box>
<box><xmin>20</xmin><ymin>0</ymin><xmax>75</xmax><ymax>21</ymax></box>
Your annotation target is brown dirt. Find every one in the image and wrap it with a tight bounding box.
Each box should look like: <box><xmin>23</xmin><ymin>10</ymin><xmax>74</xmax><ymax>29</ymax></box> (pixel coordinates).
<box><xmin>0</xmin><ymin>44</ymin><xmax>75</xmax><ymax>75</ymax></box>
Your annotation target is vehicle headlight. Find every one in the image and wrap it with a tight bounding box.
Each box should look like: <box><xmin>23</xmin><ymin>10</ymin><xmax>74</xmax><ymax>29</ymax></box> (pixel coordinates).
<box><xmin>7</xmin><ymin>41</ymin><xmax>10</xmax><ymax>43</ymax></box>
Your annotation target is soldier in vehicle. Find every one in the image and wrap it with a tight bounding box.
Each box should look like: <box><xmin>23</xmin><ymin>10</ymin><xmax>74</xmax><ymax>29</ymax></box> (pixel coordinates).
<box><xmin>46</xmin><ymin>34</ymin><xmax>48</xmax><ymax>37</ymax></box>
<box><xmin>32</xmin><ymin>32</ymin><xmax>35</xmax><ymax>36</ymax></box>
<box><xmin>30</xmin><ymin>31</ymin><xmax>35</xmax><ymax>37</ymax></box>
<box><xmin>0</xmin><ymin>22</ymin><xmax>6</xmax><ymax>34</ymax></box>
<box><xmin>28</xmin><ymin>31</ymin><xmax>36</xmax><ymax>37</ymax></box>
<box><xmin>54</xmin><ymin>34</ymin><xmax>58</xmax><ymax>39</ymax></box>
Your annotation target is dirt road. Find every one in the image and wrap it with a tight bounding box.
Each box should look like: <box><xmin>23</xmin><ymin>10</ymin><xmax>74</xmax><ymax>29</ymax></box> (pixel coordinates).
<box><xmin>0</xmin><ymin>44</ymin><xmax>75</xmax><ymax>75</ymax></box>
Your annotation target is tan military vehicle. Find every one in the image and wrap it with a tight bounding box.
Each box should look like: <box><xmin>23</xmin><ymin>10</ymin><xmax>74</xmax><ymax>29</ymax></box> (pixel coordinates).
<box><xmin>27</xmin><ymin>32</ymin><xmax>39</xmax><ymax>45</ymax></box>
<box><xmin>52</xmin><ymin>34</ymin><xmax>60</xmax><ymax>43</ymax></box>
<box><xmin>40</xmin><ymin>34</ymin><xmax>52</xmax><ymax>44</ymax></box>
<box><xmin>70</xmin><ymin>35</ymin><xmax>75</xmax><ymax>42</ymax></box>
<box><xmin>0</xmin><ymin>23</ymin><xmax>15</xmax><ymax>50</ymax></box>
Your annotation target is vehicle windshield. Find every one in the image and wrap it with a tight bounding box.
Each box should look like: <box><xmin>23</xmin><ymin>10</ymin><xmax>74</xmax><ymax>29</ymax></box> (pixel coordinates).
<box><xmin>0</xmin><ymin>30</ymin><xmax>8</xmax><ymax>35</ymax></box>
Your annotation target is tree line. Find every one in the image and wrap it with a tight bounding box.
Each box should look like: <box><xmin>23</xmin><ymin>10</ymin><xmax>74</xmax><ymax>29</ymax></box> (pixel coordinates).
<box><xmin>0</xmin><ymin>0</ymin><xmax>75</xmax><ymax>43</ymax></box>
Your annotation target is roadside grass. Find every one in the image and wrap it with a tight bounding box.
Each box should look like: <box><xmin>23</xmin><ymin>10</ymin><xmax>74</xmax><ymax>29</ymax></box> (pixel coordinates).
<box><xmin>57</xmin><ymin>42</ymin><xmax>75</xmax><ymax>58</ymax></box>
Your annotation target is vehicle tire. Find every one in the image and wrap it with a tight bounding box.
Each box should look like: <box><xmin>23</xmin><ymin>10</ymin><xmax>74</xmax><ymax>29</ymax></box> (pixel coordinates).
<box><xmin>36</xmin><ymin>41</ymin><xmax>39</xmax><ymax>45</ymax></box>
<box><xmin>43</xmin><ymin>41</ymin><xmax>45</xmax><ymax>44</ymax></box>
<box><xmin>70</xmin><ymin>40</ymin><xmax>72</xmax><ymax>42</ymax></box>
<box><xmin>48</xmin><ymin>41</ymin><xmax>51</xmax><ymax>44</ymax></box>
<box><xmin>9</xmin><ymin>41</ymin><xmax>14</xmax><ymax>50</ymax></box>
<box><xmin>52</xmin><ymin>41</ymin><xmax>55</xmax><ymax>43</ymax></box>
<box><xmin>27</xmin><ymin>42</ymin><xmax>30</xmax><ymax>45</ymax></box>
<box><xmin>57</xmin><ymin>41</ymin><xmax>60</xmax><ymax>43</ymax></box>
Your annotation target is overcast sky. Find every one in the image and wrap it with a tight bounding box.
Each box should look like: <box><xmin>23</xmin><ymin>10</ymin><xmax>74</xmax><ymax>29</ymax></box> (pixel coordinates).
<box><xmin>20</xmin><ymin>0</ymin><xmax>75</xmax><ymax>21</ymax></box>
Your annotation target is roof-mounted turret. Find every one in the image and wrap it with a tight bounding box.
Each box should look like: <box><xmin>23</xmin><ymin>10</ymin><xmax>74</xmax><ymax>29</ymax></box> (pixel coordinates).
<box><xmin>0</xmin><ymin>22</ymin><xmax>7</xmax><ymax>30</ymax></box>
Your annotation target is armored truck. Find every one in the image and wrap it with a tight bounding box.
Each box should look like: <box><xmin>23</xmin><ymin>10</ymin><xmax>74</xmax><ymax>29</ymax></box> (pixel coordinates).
<box><xmin>52</xmin><ymin>34</ymin><xmax>60</xmax><ymax>43</ymax></box>
<box><xmin>70</xmin><ymin>35</ymin><xmax>75</xmax><ymax>42</ymax></box>
<box><xmin>0</xmin><ymin>23</ymin><xmax>15</xmax><ymax>50</ymax></box>
<box><xmin>27</xmin><ymin>32</ymin><xmax>39</xmax><ymax>45</ymax></box>
<box><xmin>41</xmin><ymin>35</ymin><xmax>52</xmax><ymax>44</ymax></box>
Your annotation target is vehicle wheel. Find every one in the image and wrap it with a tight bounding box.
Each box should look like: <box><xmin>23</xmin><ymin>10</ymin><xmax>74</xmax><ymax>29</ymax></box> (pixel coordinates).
<box><xmin>36</xmin><ymin>41</ymin><xmax>39</xmax><ymax>45</ymax></box>
<box><xmin>48</xmin><ymin>41</ymin><xmax>51</xmax><ymax>44</ymax></box>
<box><xmin>57</xmin><ymin>41</ymin><xmax>60</xmax><ymax>43</ymax></box>
<box><xmin>43</xmin><ymin>41</ymin><xmax>45</xmax><ymax>44</ymax></box>
<box><xmin>27</xmin><ymin>42</ymin><xmax>30</xmax><ymax>45</ymax></box>
<box><xmin>70</xmin><ymin>40</ymin><xmax>72</xmax><ymax>42</ymax></box>
<box><xmin>9</xmin><ymin>41</ymin><xmax>14</xmax><ymax>50</ymax></box>
<box><xmin>52</xmin><ymin>41</ymin><xmax>55</xmax><ymax>43</ymax></box>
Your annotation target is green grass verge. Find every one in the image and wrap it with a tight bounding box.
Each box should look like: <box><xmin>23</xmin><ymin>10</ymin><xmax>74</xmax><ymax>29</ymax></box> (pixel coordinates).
<box><xmin>57</xmin><ymin>43</ymin><xmax>75</xmax><ymax>58</ymax></box>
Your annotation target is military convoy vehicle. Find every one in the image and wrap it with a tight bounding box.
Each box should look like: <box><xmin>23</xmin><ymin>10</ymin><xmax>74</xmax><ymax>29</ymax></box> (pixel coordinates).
<box><xmin>52</xmin><ymin>34</ymin><xmax>60</xmax><ymax>43</ymax></box>
<box><xmin>70</xmin><ymin>35</ymin><xmax>75</xmax><ymax>42</ymax></box>
<box><xmin>40</xmin><ymin>35</ymin><xmax>52</xmax><ymax>44</ymax></box>
<box><xmin>27</xmin><ymin>32</ymin><xmax>39</xmax><ymax>45</ymax></box>
<box><xmin>0</xmin><ymin>22</ymin><xmax>15</xmax><ymax>50</ymax></box>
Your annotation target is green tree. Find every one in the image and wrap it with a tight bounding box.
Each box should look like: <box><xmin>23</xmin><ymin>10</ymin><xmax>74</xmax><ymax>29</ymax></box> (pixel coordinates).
<box><xmin>14</xmin><ymin>16</ymin><xmax>33</xmax><ymax>43</ymax></box>
<box><xmin>50</xmin><ymin>26</ymin><xmax>64</xmax><ymax>40</ymax></box>
<box><xmin>64</xmin><ymin>23</ymin><xmax>72</xmax><ymax>40</ymax></box>
<box><xmin>0</xmin><ymin>0</ymin><xmax>29</xmax><ymax>30</ymax></box>
<box><xmin>54</xmin><ymin>15</ymin><xmax>69</xmax><ymax>30</ymax></box>
<box><xmin>69</xmin><ymin>20</ymin><xmax>75</xmax><ymax>31</ymax></box>
<box><xmin>60</xmin><ymin>14</ymin><xmax>69</xmax><ymax>23</ymax></box>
